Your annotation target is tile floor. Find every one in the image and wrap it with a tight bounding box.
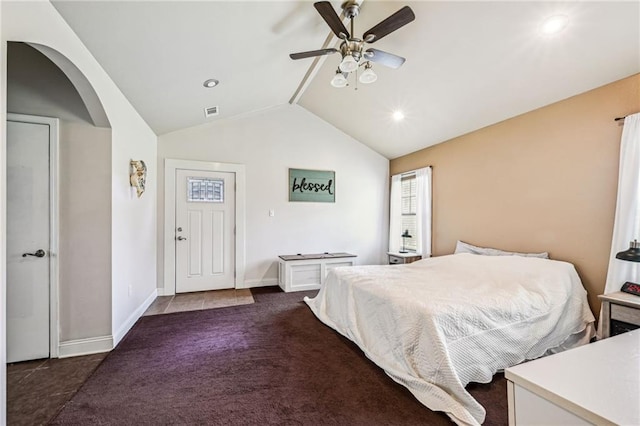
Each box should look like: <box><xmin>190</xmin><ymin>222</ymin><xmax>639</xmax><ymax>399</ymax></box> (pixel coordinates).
<box><xmin>143</xmin><ymin>288</ymin><xmax>254</xmax><ymax>315</ymax></box>
<box><xmin>7</xmin><ymin>288</ymin><xmax>256</xmax><ymax>426</ymax></box>
<box><xmin>7</xmin><ymin>354</ymin><xmax>107</xmax><ymax>426</ymax></box>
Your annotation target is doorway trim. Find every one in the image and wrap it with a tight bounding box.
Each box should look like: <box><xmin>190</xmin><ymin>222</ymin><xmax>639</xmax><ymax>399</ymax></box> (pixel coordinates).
<box><xmin>7</xmin><ymin>113</ymin><xmax>60</xmax><ymax>359</ymax></box>
<box><xmin>163</xmin><ymin>159</ymin><xmax>246</xmax><ymax>296</ymax></box>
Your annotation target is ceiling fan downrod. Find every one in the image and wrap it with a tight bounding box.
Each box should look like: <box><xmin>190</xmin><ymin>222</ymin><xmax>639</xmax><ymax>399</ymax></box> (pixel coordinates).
<box><xmin>341</xmin><ymin>2</ymin><xmax>364</xmax><ymax>67</ymax></box>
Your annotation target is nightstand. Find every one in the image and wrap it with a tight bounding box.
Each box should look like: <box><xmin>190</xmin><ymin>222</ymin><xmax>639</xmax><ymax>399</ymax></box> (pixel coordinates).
<box><xmin>387</xmin><ymin>252</ymin><xmax>422</xmax><ymax>265</ymax></box>
<box><xmin>598</xmin><ymin>291</ymin><xmax>640</xmax><ymax>338</ymax></box>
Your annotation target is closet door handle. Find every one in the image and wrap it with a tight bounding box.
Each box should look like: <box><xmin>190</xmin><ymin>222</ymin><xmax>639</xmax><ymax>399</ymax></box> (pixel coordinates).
<box><xmin>176</xmin><ymin>236</ymin><xmax>187</xmax><ymax>241</ymax></box>
<box><xmin>22</xmin><ymin>249</ymin><xmax>46</xmax><ymax>258</ymax></box>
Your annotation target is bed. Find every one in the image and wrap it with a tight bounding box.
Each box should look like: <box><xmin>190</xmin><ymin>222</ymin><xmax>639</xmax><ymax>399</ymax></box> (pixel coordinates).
<box><xmin>304</xmin><ymin>253</ymin><xmax>596</xmax><ymax>426</ymax></box>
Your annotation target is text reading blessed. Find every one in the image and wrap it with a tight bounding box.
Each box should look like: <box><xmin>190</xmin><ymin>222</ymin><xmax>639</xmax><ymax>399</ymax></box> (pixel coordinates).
<box><xmin>291</xmin><ymin>177</ymin><xmax>334</xmax><ymax>194</ymax></box>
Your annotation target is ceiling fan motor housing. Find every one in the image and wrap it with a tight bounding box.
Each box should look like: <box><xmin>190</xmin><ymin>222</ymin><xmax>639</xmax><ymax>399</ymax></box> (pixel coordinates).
<box><xmin>341</xmin><ymin>39</ymin><xmax>363</xmax><ymax>62</ymax></box>
<box><xmin>343</xmin><ymin>2</ymin><xmax>360</xmax><ymax>19</ymax></box>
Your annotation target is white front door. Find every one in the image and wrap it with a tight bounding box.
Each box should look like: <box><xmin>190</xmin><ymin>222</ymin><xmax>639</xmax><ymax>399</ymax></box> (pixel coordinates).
<box><xmin>6</xmin><ymin>119</ymin><xmax>51</xmax><ymax>363</ymax></box>
<box><xmin>175</xmin><ymin>169</ymin><xmax>235</xmax><ymax>293</ymax></box>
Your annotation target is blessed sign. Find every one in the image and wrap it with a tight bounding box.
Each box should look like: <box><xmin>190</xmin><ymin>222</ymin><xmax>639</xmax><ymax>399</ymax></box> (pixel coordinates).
<box><xmin>289</xmin><ymin>168</ymin><xmax>335</xmax><ymax>203</ymax></box>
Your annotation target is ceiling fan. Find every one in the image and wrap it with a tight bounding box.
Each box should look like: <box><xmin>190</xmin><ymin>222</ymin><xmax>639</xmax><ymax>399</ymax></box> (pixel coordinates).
<box><xmin>290</xmin><ymin>1</ymin><xmax>415</xmax><ymax>88</ymax></box>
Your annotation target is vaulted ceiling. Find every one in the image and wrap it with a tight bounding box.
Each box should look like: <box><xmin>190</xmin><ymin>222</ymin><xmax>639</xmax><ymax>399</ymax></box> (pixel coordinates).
<box><xmin>51</xmin><ymin>1</ymin><xmax>640</xmax><ymax>159</ymax></box>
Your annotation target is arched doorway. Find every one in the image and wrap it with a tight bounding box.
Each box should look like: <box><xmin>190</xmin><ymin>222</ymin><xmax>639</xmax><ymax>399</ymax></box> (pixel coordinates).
<box><xmin>6</xmin><ymin>41</ymin><xmax>112</xmax><ymax>361</ymax></box>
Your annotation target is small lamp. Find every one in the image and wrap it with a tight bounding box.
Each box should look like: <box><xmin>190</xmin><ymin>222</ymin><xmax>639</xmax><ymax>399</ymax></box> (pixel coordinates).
<box><xmin>615</xmin><ymin>240</ymin><xmax>640</xmax><ymax>262</ymax></box>
<box><xmin>400</xmin><ymin>229</ymin><xmax>412</xmax><ymax>254</ymax></box>
<box><xmin>616</xmin><ymin>240</ymin><xmax>640</xmax><ymax>295</ymax></box>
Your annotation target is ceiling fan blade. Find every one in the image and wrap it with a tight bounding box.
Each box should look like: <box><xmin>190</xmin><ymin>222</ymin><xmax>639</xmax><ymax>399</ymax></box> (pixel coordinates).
<box><xmin>290</xmin><ymin>48</ymin><xmax>339</xmax><ymax>60</ymax></box>
<box><xmin>363</xmin><ymin>6</ymin><xmax>415</xmax><ymax>43</ymax></box>
<box><xmin>364</xmin><ymin>48</ymin><xmax>406</xmax><ymax>69</ymax></box>
<box><xmin>314</xmin><ymin>1</ymin><xmax>350</xmax><ymax>39</ymax></box>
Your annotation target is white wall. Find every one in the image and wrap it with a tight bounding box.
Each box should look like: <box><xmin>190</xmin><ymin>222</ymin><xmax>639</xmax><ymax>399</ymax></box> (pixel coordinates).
<box><xmin>158</xmin><ymin>105</ymin><xmax>389</xmax><ymax>289</ymax></box>
<box><xmin>1</xmin><ymin>1</ymin><xmax>157</xmax><ymax>359</ymax></box>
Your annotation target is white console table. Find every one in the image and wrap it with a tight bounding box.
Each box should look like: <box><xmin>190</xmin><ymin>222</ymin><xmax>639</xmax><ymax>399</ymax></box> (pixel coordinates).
<box><xmin>505</xmin><ymin>329</ymin><xmax>640</xmax><ymax>425</ymax></box>
<box><xmin>278</xmin><ymin>252</ymin><xmax>357</xmax><ymax>293</ymax></box>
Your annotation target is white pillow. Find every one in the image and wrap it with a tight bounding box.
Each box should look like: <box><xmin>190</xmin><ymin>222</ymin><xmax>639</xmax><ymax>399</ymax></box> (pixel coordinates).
<box><xmin>454</xmin><ymin>240</ymin><xmax>549</xmax><ymax>259</ymax></box>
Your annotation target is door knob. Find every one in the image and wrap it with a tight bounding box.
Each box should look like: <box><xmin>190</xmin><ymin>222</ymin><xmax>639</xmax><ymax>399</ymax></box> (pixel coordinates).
<box><xmin>22</xmin><ymin>249</ymin><xmax>46</xmax><ymax>258</ymax></box>
<box><xmin>176</xmin><ymin>236</ymin><xmax>187</xmax><ymax>241</ymax></box>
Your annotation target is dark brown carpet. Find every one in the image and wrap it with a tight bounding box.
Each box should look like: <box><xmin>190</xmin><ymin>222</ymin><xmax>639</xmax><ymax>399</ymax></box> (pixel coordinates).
<box><xmin>50</xmin><ymin>287</ymin><xmax>507</xmax><ymax>425</ymax></box>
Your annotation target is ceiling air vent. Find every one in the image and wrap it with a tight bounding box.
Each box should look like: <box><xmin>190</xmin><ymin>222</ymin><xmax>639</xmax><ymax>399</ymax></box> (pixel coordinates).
<box><xmin>204</xmin><ymin>106</ymin><xmax>219</xmax><ymax>118</ymax></box>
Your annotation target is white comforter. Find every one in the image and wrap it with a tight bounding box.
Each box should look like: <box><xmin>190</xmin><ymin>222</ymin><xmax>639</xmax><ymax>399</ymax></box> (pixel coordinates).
<box><xmin>304</xmin><ymin>253</ymin><xmax>595</xmax><ymax>425</ymax></box>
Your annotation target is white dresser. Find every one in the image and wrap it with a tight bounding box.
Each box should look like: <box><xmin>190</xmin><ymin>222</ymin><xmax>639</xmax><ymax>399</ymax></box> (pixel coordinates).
<box><xmin>278</xmin><ymin>252</ymin><xmax>356</xmax><ymax>292</ymax></box>
<box><xmin>505</xmin><ymin>329</ymin><xmax>640</xmax><ymax>425</ymax></box>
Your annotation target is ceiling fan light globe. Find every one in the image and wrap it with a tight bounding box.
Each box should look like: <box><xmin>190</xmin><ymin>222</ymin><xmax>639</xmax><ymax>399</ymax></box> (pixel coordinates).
<box><xmin>339</xmin><ymin>54</ymin><xmax>359</xmax><ymax>73</ymax></box>
<box><xmin>331</xmin><ymin>73</ymin><xmax>348</xmax><ymax>88</ymax></box>
<box><xmin>359</xmin><ymin>68</ymin><xmax>377</xmax><ymax>84</ymax></box>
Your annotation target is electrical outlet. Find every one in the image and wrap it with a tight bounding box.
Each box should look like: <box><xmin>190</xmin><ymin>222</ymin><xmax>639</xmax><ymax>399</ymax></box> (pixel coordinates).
<box><xmin>128</xmin><ymin>284</ymin><xmax>133</xmax><ymax>297</ymax></box>
<box><xmin>269</xmin><ymin>209</ymin><xmax>275</xmax><ymax>217</ymax></box>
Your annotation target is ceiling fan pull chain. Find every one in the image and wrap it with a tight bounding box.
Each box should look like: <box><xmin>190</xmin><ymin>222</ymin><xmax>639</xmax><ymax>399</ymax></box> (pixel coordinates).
<box><xmin>351</xmin><ymin>66</ymin><xmax>359</xmax><ymax>91</ymax></box>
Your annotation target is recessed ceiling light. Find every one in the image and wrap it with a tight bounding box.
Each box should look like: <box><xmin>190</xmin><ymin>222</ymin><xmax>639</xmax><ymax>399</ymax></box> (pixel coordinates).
<box><xmin>393</xmin><ymin>110</ymin><xmax>405</xmax><ymax>121</ymax></box>
<box><xmin>203</xmin><ymin>79</ymin><xmax>219</xmax><ymax>88</ymax></box>
<box><xmin>540</xmin><ymin>15</ymin><xmax>569</xmax><ymax>35</ymax></box>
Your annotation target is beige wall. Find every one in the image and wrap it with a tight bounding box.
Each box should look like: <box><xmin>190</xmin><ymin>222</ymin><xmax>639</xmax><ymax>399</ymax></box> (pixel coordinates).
<box><xmin>7</xmin><ymin>42</ymin><xmax>93</xmax><ymax>124</ymax></box>
<box><xmin>390</xmin><ymin>74</ymin><xmax>640</xmax><ymax>316</ymax></box>
<box><xmin>59</xmin><ymin>121</ymin><xmax>112</xmax><ymax>341</ymax></box>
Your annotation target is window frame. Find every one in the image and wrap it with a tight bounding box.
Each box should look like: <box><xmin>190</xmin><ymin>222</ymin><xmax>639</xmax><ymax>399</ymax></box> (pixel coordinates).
<box><xmin>400</xmin><ymin>172</ymin><xmax>417</xmax><ymax>252</ymax></box>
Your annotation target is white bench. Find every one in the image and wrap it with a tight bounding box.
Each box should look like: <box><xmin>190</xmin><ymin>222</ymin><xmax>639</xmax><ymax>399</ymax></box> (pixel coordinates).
<box><xmin>278</xmin><ymin>252</ymin><xmax>357</xmax><ymax>293</ymax></box>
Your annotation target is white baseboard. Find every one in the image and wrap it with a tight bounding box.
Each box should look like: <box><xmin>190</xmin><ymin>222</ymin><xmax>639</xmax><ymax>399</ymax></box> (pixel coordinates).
<box><xmin>58</xmin><ymin>335</ymin><xmax>113</xmax><ymax>358</ymax></box>
<box><xmin>158</xmin><ymin>279</ymin><xmax>278</xmax><ymax>293</ymax></box>
<box><xmin>237</xmin><ymin>278</ymin><xmax>278</xmax><ymax>289</ymax></box>
<box><xmin>113</xmin><ymin>288</ymin><xmax>158</xmax><ymax>347</ymax></box>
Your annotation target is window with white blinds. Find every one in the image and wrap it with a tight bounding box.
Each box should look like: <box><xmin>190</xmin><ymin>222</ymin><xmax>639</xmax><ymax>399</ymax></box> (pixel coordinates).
<box><xmin>401</xmin><ymin>173</ymin><xmax>417</xmax><ymax>252</ymax></box>
<box><xmin>389</xmin><ymin>167</ymin><xmax>432</xmax><ymax>256</ymax></box>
